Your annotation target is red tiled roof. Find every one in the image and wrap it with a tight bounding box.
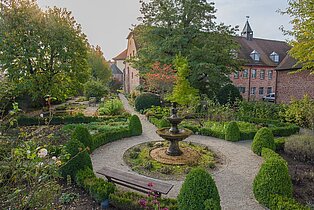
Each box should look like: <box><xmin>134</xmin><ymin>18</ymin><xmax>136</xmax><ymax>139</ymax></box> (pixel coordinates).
<box><xmin>113</xmin><ymin>49</ymin><xmax>127</xmax><ymax>60</ymax></box>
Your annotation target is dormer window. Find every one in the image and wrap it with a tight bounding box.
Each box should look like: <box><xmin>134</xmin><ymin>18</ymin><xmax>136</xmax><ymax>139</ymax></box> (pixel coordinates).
<box><xmin>270</xmin><ymin>52</ymin><xmax>279</xmax><ymax>63</ymax></box>
<box><xmin>250</xmin><ymin>50</ymin><xmax>260</xmax><ymax>62</ymax></box>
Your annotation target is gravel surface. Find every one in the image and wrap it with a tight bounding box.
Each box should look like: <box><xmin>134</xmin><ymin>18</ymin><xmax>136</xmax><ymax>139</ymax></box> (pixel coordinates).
<box><xmin>91</xmin><ymin>94</ymin><xmax>264</xmax><ymax>210</ymax></box>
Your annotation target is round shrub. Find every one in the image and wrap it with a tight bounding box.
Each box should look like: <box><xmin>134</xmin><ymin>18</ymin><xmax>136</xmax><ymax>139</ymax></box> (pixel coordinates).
<box><xmin>134</xmin><ymin>93</ymin><xmax>161</xmax><ymax>112</ymax></box>
<box><xmin>217</xmin><ymin>84</ymin><xmax>242</xmax><ymax>105</ymax></box>
<box><xmin>178</xmin><ymin>168</ymin><xmax>221</xmax><ymax>210</ymax></box>
<box><xmin>225</xmin><ymin>121</ymin><xmax>240</xmax><ymax>142</ymax></box>
<box><xmin>129</xmin><ymin>115</ymin><xmax>142</xmax><ymax>136</ymax></box>
<box><xmin>72</xmin><ymin>125</ymin><xmax>93</xmax><ymax>151</ymax></box>
<box><xmin>253</xmin><ymin>157</ymin><xmax>292</xmax><ymax>208</ymax></box>
<box><xmin>61</xmin><ymin>139</ymin><xmax>93</xmax><ymax>179</ymax></box>
<box><xmin>252</xmin><ymin>127</ymin><xmax>275</xmax><ymax>156</ymax></box>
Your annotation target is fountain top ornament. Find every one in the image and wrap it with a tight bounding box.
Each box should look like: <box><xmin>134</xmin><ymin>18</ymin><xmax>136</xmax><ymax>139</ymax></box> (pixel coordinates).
<box><xmin>156</xmin><ymin>102</ymin><xmax>192</xmax><ymax>156</ymax></box>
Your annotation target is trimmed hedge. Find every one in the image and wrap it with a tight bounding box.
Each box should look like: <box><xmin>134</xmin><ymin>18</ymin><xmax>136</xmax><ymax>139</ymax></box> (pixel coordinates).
<box><xmin>252</xmin><ymin>128</ymin><xmax>275</xmax><ymax>156</ymax></box>
<box><xmin>72</xmin><ymin>125</ymin><xmax>93</xmax><ymax>150</ymax></box>
<box><xmin>199</xmin><ymin>127</ymin><xmax>225</xmax><ymax>139</ymax></box>
<box><xmin>76</xmin><ymin>167</ymin><xmax>116</xmax><ymax>203</ymax></box>
<box><xmin>61</xmin><ymin>138</ymin><xmax>93</xmax><ymax>179</ymax></box>
<box><xmin>129</xmin><ymin>115</ymin><xmax>142</xmax><ymax>136</ymax></box>
<box><xmin>261</xmin><ymin>148</ymin><xmax>284</xmax><ymax>162</ymax></box>
<box><xmin>134</xmin><ymin>93</ymin><xmax>161</xmax><ymax>112</ymax></box>
<box><xmin>269</xmin><ymin>194</ymin><xmax>310</xmax><ymax>210</ymax></box>
<box><xmin>148</xmin><ymin>116</ymin><xmax>171</xmax><ymax>129</ymax></box>
<box><xmin>92</xmin><ymin>128</ymin><xmax>131</xmax><ymax>151</ymax></box>
<box><xmin>274</xmin><ymin>138</ymin><xmax>285</xmax><ymax>152</ymax></box>
<box><xmin>109</xmin><ymin>191</ymin><xmax>178</xmax><ymax>210</ymax></box>
<box><xmin>253</xmin><ymin>157</ymin><xmax>292</xmax><ymax>208</ymax></box>
<box><xmin>178</xmin><ymin>168</ymin><xmax>221</xmax><ymax>210</ymax></box>
<box><xmin>15</xmin><ymin>115</ymin><xmax>129</xmax><ymax>126</ymax></box>
<box><xmin>225</xmin><ymin>121</ymin><xmax>240</xmax><ymax>142</ymax></box>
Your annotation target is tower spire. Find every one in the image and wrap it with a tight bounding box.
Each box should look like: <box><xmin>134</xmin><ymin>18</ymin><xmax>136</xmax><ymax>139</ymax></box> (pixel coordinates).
<box><xmin>241</xmin><ymin>16</ymin><xmax>253</xmax><ymax>40</ymax></box>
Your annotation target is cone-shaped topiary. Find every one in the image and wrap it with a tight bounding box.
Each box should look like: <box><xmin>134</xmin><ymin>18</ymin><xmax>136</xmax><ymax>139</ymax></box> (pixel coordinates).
<box><xmin>252</xmin><ymin>127</ymin><xmax>275</xmax><ymax>155</ymax></box>
<box><xmin>129</xmin><ymin>115</ymin><xmax>142</xmax><ymax>136</ymax></box>
<box><xmin>225</xmin><ymin>121</ymin><xmax>240</xmax><ymax>141</ymax></box>
<box><xmin>72</xmin><ymin>125</ymin><xmax>93</xmax><ymax>151</ymax></box>
<box><xmin>178</xmin><ymin>168</ymin><xmax>221</xmax><ymax>210</ymax></box>
<box><xmin>61</xmin><ymin>138</ymin><xmax>93</xmax><ymax>179</ymax></box>
<box><xmin>253</xmin><ymin>157</ymin><xmax>292</xmax><ymax>208</ymax></box>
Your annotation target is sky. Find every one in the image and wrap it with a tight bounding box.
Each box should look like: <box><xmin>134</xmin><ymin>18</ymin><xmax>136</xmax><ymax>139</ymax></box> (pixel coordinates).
<box><xmin>38</xmin><ymin>0</ymin><xmax>292</xmax><ymax>60</ymax></box>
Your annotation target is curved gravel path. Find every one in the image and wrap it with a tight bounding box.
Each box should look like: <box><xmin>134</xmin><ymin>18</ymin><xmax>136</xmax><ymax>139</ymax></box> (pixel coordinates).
<box><xmin>91</xmin><ymin>94</ymin><xmax>264</xmax><ymax>210</ymax></box>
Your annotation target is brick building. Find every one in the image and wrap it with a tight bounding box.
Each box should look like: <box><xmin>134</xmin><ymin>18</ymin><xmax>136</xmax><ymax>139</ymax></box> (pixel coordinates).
<box><xmin>275</xmin><ymin>55</ymin><xmax>314</xmax><ymax>103</ymax></box>
<box><xmin>230</xmin><ymin>20</ymin><xmax>291</xmax><ymax>101</ymax></box>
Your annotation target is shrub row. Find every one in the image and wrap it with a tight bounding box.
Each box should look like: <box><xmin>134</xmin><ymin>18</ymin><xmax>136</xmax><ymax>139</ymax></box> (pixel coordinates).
<box><xmin>76</xmin><ymin>167</ymin><xmax>116</xmax><ymax>203</ymax></box>
<box><xmin>109</xmin><ymin>191</ymin><xmax>178</xmax><ymax>210</ymax></box>
<box><xmin>134</xmin><ymin>93</ymin><xmax>161</xmax><ymax>112</ymax></box>
<box><xmin>15</xmin><ymin>114</ymin><xmax>129</xmax><ymax>126</ymax></box>
<box><xmin>253</xmin><ymin>148</ymin><xmax>309</xmax><ymax>209</ymax></box>
<box><xmin>148</xmin><ymin>116</ymin><xmax>171</xmax><ymax>129</ymax></box>
<box><xmin>284</xmin><ymin>135</ymin><xmax>314</xmax><ymax>163</ymax></box>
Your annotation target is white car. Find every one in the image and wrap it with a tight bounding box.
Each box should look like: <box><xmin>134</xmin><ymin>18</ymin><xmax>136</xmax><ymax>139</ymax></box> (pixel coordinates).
<box><xmin>263</xmin><ymin>93</ymin><xmax>275</xmax><ymax>102</ymax></box>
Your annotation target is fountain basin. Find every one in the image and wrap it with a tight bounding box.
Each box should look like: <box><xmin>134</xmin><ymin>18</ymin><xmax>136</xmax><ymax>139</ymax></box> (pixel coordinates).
<box><xmin>156</xmin><ymin>128</ymin><xmax>192</xmax><ymax>141</ymax></box>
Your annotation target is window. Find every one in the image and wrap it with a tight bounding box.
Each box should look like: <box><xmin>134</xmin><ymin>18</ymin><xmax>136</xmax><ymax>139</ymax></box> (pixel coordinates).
<box><xmin>251</xmin><ymin>87</ymin><xmax>256</xmax><ymax>95</ymax></box>
<box><xmin>238</xmin><ymin>86</ymin><xmax>246</xmax><ymax>93</ymax></box>
<box><xmin>250</xmin><ymin>50</ymin><xmax>260</xmax><ymax>62</ymax></box>
<box><xmin>259</xmin><ymin>87</ymin><xmax>264</xmax><ymax>95</ymax></box>
<box><xmin>243</xmin><ymin>69</ymin><xmax>248</xmax><ymax>78</ymax></box>
<box><xmin>131</xmin><ymin>72</ymin><xmax>134</xmax><ymax>79</ymax></box>
<box><xmin>270</xmin><ymin>52</ymin><xmax>279</xmax><ymax>63</ymax></box>
<box><xmin>268</xmin><ymin>70</ymin><xmax>273</xmax><ymax>80</ymax></box>
<box><xmin>260</xmin><ymin>70</ymin><xmax>265</xmax><ymax>80</ymax></box>
<box><xmin>234</xmin><ymin>71</ymin><xmax>239</xmax><ymax>79</ymax></box>
<box><xmin>267</xmin><ymin>87</ymin><xmax>272</xmax><ymax>94</ymax></box>
<box><xmin>252</xmin><ymin>69</ymin><xmax>257</xmax><ymax>79</ymax></box>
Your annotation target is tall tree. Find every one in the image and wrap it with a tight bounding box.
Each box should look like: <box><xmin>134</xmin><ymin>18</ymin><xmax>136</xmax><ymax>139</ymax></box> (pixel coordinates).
<box><xmin>88</xmin><ymin>45</ymin><xmax>112</xmax><ymax>85</ymax></box>
<box><xmin>281</xmin><ymin>0</ymin><xmax>314</xmax><ymax>73</ymax></box>
<box><xmin>132</xmin><ymin>0</ymin><xmax>240</xmax><ymax>97</ymax></box>
<box><xmin>0</xmin><ymin>0</ymin><xmax>89</xmax><ymax>102</ymax></box>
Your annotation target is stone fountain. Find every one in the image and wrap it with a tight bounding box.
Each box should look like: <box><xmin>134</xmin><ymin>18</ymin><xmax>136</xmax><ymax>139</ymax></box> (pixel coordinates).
<box><xmin>156</xmin><ymin>102</ymin><xmax>192</xmax><ymax>156</ymax></box>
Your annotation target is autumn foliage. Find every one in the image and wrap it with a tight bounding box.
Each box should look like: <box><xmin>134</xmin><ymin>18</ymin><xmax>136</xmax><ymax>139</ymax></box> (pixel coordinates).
<box><xmin>145</xmin><ymin>62</ymin><xmax>176</xmax><ymax>95</ymax></box>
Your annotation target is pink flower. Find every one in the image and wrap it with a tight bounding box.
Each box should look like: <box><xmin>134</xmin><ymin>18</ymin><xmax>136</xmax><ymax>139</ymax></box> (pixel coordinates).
<box><xmin>148</xmin><ymin>182</ymin><xmax>154</xmax><ymax>187</ymax></box>
<box><xmin>138</xmin><ymin>198</ymin><xmax>147</xmax><ymax>207</ymax></box>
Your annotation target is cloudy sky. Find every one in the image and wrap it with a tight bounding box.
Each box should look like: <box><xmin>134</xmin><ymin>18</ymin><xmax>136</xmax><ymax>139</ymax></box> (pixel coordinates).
<box><xmin>38</xmin><ymin>0</ymin><xmax>292</xmax><ymax>60</ymax></box>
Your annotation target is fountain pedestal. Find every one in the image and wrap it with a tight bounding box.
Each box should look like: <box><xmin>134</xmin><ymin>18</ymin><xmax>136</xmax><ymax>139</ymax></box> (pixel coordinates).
<box><xmin>156</xmin><ymin>102</ymin><xmax>192</xmax><ymax>156</ymax></box>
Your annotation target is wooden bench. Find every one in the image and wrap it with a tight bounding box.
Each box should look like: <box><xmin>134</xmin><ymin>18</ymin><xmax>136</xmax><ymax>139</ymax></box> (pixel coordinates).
<box><xmin>97</xmin><ymin>166</ymin><xmax>174</xmax><ymax>197</ymax></box>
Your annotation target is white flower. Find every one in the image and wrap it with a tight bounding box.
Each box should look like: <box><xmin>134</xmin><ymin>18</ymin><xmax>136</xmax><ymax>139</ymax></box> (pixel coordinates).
<box><xmin>27</xmin><ymin>150</ymin><xmax>31</xmax><ymax>154</ymax></box>
<box><xmin>40</xmin><ymin>113</ymin><xmax>44</xmax><ymax>118</ymax></box>
<box><xmin>52</xmin><ymin>156</ymin><xmax>57</xmax><ymax>161</ymax></box>
<box><xmin>38</xmin><ymin>148</ymin><xmax>48</xmax><ymax>158</ymax></box>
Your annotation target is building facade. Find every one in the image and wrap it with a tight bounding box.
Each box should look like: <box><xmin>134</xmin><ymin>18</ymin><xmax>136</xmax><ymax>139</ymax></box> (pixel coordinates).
<box><xmin>230</xmin><ymin>20</ymin><xmax>291</xmax><ymax>101</ymax></box>
<box><xmin>275</xmin><ymin>55</ymin><xmax>314</xmax><ymax>103</ymax></box>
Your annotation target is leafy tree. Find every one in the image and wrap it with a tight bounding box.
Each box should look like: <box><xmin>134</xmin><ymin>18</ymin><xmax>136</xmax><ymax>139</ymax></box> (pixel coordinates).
<box><xmin>144</xmin><ymin>62</ymin><xmax>176</xmax><ymax>96</ymax></box>
<box><xmin>132</xmin><ymin>0</ymin><xmax>240</xmax><ymax>97</ymax></box>
<box><xmin>88</xmin><ymin>45</ymin><xmax>112</xmax><ymax>85</ymax></box>
<box><xmin>0</xmin><ymin>0</ymin><xmax>89</xmax><ymax>103</ymax></box>
<box><xmin>217</xmin><ymin>84</ymin><xmax>242</xmax><ymax>105</ymax></box>
<box><xmin>280</xmin><ymin>0</ymin><xmax>314</xmax><ymax>73</ymax></box>
<box><xmin>168</xmin><ymin>55</ymin><xmax>199</xmax><ymax>106</ymax></box>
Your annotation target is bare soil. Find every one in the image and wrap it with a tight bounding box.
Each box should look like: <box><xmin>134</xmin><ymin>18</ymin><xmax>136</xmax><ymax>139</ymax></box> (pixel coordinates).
<box><xmin>278</xmin><ymin>151</ymin><xmax>314</xmax><ymax>206</ymax></box>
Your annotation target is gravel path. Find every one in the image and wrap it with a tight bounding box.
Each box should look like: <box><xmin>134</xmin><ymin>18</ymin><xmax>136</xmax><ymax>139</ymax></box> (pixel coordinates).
<box><xmin>91</xmin><ymin>94</ymin><xmax>264</xmax><ymax>210</ymax></box>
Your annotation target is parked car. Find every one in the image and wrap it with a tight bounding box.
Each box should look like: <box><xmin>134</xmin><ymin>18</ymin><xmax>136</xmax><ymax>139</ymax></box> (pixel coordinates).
<box><xmin>263</xmin><ymin>93</ymin><xmax>275</xmax><ymax>102</ymax></box>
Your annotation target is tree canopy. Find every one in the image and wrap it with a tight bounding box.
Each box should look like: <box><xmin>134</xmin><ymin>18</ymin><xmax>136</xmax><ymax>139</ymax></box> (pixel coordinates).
<box><xmin>0</xmin><ymin>0</ymin><xmax>90</xmax><ymax>102</ymax></box>
<box><xmin>281</xmin><ymin>0</ymin><xmax>314</xmax><ymax>73</ymax></box>
<box><xmin>132</xmin><ymin>0</ymin><xmax>240</xmax><ymax>97</ymax></box>
<box><xmin>88</xmin><ymin>45</ymin><xmax>112</xmax><ymax>85</ymax></box>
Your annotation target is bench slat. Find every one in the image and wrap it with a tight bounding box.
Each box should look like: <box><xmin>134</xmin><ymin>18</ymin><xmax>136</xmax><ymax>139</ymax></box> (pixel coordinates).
<box><xmin>97</xmin><ymin>167</ymin><xmax>173</xmax><ymax>195</ymax></box>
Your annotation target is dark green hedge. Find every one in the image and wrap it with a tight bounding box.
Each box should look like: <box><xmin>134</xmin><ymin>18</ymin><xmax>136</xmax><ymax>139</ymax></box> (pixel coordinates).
<box><xmin>76</xmin><ymin>167</ymin><xmax>116</xmax><ymax>203</ymax></box>
<box><xmin>92</xmin><ymin>128</ymin><xmax>131</xmax><ymax>151</ymax></box>
<box><xmin>148</xmin><ymin>116</ymin><xmax>171</xmax><ymax>129</ymax></box>
<box><xmin>72</xmin><ymin>125</ymin><xmax>93</xmax><ymax>151</ymax></box>
<box><xmin>60</xmin><ymin>138</ymin><xmax>93</xmax><ymax>179</ymax></box>
<box><xmin>274</xmin><ymin>138</ymin><xmax>285</xmax><ymax>152</ymax></box>
<box><xmin>178</xmin><ymin>168</ymin><xmax>221</xmax><ymax>210</ymax></box>
<box><xmin>134</xmin><ymin>93</ymin><xmax>161</xmax><ymax>112</ymax></box>
<box><xmin>199</xmin><ymin>127</ymin><xmax>225</xmax><ymax>139</ymax></box>
<box><xmin>129</xmin><ymin>115</ymin><xmax>142</xmax><ymax>136</ymax></box>
<box><xmin>15</xmin><ymin>115</ymin><xmax>129</xmax><ymax>126</ymax></box>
